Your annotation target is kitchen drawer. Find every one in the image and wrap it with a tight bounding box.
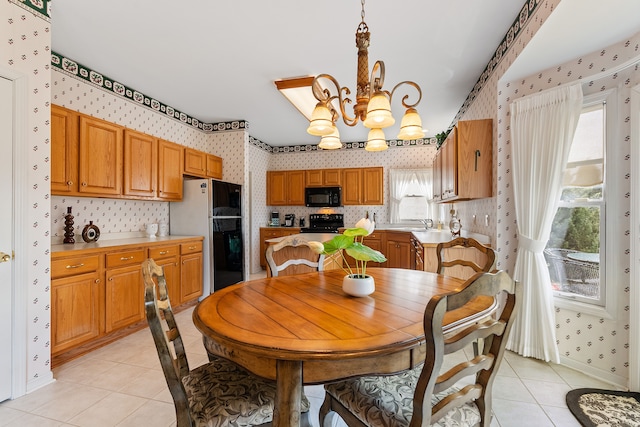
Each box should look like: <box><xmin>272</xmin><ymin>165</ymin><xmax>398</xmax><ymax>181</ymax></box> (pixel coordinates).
<box><xmin>51</xmin><ymin>255</ymin><xmax>101</xmax><ymax>279</ymax></box>
<box><xmin>181</xmin><ymin>241</ymin><xmax>203</xmax><ymax>255</ymax></box>
<box><xmin>106</xmin><ymin>248</ymin><xmax>146</xmax><ymax>268</ymax></box>
<box><xmin>149</xmin><ymin>245</ymin><xmax>180</xmax><ymax>259</ymax></box>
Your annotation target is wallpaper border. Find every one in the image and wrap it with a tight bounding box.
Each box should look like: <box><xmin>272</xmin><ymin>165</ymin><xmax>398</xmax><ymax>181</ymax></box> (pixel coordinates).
<box><xmin>51</xmin><ymin>51</ymin><xmax>248</xmax><ymax>135</ymax></box>
<box><xmin>48</xmin><ymin>0</ymin><xmax>538</xmax><ymax>154</ymax></box>
<box><xmin>9</xmin><ymin>0</ymin><xmax>50</xmax><ymax>20</ymax></box>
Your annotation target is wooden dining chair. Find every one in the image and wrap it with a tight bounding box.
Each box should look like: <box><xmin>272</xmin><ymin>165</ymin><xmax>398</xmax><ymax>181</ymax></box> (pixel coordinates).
<box><xmin>142</xmin><ymin>258</ymin><xmax>309</xmax><ymax>427</ymax></box>
<box><xmin>319</xmin><ymin>270</ymin><xmax>522</xmax><ymax>427</ymax></box>
<box><xmin>436</xmin><ymin>237</ymin><xmax>496</xmax><ymax>279</ymax></box>
<box><xmin>265</xmin><ymin>235</ymin><xmax>325</xmax><ymax>277</ymax></box>
<box><xmin>436</xmin><ymin>237</ymin><xmax>497</xmax><ymax>355</ymax></box>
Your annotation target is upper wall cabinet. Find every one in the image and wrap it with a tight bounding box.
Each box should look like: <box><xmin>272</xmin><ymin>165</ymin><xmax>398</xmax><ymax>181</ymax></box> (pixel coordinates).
<box><xmin>266</xmin><ymin>167</ymin><xmax>383</xmax><ymax>206</ymax></box>
<box><xmin>433</xmin><ymin>119</ymin><xmax>493</xmax><ymax>202</ymax></box>
<box><xmin>266</xmin><ymin>170</ymin><xmax>306</xmax><ymax>206</ymax></box>
<box><xmin>79</xmin><ymin>115</ymin><xmax>124</xmax><ymax>196</ymax></box>
<box><xmin>123</xmin><ymin>129</ymin><xmax>157</xmax><ymax>198</ymax></box>
<box><xmin>305</xmin><ymin>169</ymin><xmax>342</xmax><ymax>187</ymax></box>
<box><xmin>184</xmin><ymin>148</ymin><xmax>223</xmax><ymax>180</ymax></box>
<box><xmin>342</xmin><ymin>167</ymin><xmax>384</xmax><ymax>205</ymax></box>
<box><xmin>158</xmin><ymin>139</ymin><xmax>184</xmax><ymax>201</ymax></box>
<box><xmin>51</xmin><ymin>105</ymin><xmax>79</xmax><ymax>194</ymax></box>
<box><xmin>51</xmin><ymin>105</ymin><xmax>188</xmax><ymax>201</ymax></box>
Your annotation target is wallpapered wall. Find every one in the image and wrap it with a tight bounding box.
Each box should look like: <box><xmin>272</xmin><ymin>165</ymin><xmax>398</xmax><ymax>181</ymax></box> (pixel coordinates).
<box><xmin>2</xmin><ymin>0</ymin><xmax>53</xmax><ymax>390</ymax></box>
<box><xmin>496</xmin><ymin>39</ymin><xmax>639</xmax><ymax>385</ymax></box>
<box><xmin>5</xmin><ymin>0</ymin><xmax>639</xmax><ymax>393</ymax></box>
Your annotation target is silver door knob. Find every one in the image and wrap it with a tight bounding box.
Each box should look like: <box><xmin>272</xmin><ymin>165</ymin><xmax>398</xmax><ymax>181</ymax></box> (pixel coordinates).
<box><xmin>0</xmin><ymin>252</ymin><xmax>11</xmax><ymax>263</ymax></box>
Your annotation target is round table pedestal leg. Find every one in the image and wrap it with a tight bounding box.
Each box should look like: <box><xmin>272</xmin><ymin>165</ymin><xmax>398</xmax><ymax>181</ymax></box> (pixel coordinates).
<box><xmin>274</xmin><ymin>359</ymin><xmax>302</xmax><ymax>427</ymax></box>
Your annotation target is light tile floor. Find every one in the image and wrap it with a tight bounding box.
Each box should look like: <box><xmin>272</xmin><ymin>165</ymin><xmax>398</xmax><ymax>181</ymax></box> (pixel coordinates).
<box><xmin>0</xmin><ymin>301</ymin><xmax>614</xmax><ymax>427</ymax></box>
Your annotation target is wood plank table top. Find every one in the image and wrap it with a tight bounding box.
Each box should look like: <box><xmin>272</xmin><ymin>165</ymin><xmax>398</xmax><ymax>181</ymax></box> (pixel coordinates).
<box><xmin>193</xmin><ymin>267</ymin><xmax>480</xmax><ymax>427</ymax></box>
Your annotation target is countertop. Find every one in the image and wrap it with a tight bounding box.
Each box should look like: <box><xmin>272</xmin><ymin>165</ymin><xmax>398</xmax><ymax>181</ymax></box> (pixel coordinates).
<box><xmin>265</xmin><ymin>229</ymin><xmax>490</xmax><ymax>246</ymax></box>
<box><xmin>51</xmin><ymin>234</ymin><xmax>204</xmax><ymax>254</ymax></box>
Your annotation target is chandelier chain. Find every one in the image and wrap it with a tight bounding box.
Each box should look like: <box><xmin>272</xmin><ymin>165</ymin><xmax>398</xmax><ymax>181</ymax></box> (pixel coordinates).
<box><xmin>361</xmin><ymin>0</ymin><xmax>366</xmax><ymax>22</ymax></box>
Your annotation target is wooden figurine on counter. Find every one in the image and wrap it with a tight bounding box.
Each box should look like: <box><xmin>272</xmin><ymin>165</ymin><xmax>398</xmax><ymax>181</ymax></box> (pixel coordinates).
<box><xmin>63</xmin><ymin>206</ymin><xmax>75</xmax><ymax>244</ymax></box>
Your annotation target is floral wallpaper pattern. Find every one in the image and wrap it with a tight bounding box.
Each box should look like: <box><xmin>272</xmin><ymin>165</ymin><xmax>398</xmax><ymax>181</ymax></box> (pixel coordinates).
<box><xmin>4</xmin><ymin>0</ymin><xmax>639</xmax><ymax>394</ymax></box>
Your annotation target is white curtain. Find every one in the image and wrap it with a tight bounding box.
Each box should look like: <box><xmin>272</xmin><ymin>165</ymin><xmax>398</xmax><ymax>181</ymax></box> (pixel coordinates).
<box><xmin>507</xmin><ymin>83</ymin><xmax>583</xmax><ymax>363</ymax></box>
<box><xmin>389</xmin><ymin>169</ymin><xmax>432</xmax><ymax>223</ymax></box>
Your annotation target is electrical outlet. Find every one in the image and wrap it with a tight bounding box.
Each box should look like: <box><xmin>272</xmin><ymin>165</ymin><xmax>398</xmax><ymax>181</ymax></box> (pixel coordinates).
<box><xmin>472</xmin><ymin>214</ymin><xmax>477</xmax><ymax>225</ymax></box>
<box><xmin>484</xmin><ymin>215</ymin><xmax>490</xmax><ymax>227</ymax></box>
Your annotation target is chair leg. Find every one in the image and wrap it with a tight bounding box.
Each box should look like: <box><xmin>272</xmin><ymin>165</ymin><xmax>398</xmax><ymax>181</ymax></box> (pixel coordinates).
<box><xmin>319</xmin><ymin>394</ymin><xmax>334</xmax><ymax>427</ymax></box>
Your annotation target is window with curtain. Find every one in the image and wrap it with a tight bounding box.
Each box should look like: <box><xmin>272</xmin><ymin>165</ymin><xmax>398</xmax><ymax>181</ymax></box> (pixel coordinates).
<box><xmin>545</xmin><ymin>94</ymin><xmax>609</xmax><ymax>306</ymax></box>
<box><xmin>389</xmin><ymin>169</ymin><xmax>433</xmax><ymax>224</ymax></box>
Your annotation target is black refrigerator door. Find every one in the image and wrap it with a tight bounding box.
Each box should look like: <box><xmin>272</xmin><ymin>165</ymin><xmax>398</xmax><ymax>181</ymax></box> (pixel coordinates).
<box><xmin>212</xmin><ymin>218</ymin><xmax>244</xmax><ymax>291</ymax></box>
<box><xmin>212</xmin><ymin>180</ymin><xmax>241</xmax><ymax>216</ymax></box>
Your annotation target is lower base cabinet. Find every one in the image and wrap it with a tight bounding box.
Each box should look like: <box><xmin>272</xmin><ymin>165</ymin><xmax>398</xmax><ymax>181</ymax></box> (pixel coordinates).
<box><xmin>105</xmin><ymin>264</ymin><xmax>145</xmax><ymax>333</ymax></box>
<box><xmin>51</xmin><ymin>237</ymin><xmax>203</xmax><ymax>359</ymax></box>
<box><xmin>51</xmin><ymin>271</ymin><xmax>101</xmax><ymax>354</ymax></box>
<box><xmin>181</xmin><ymin>244</ymin><xmax>203</xmax><ymax>303</ymax></box>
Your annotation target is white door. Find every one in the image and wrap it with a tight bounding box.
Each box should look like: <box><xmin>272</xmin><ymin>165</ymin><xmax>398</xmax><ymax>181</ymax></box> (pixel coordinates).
<box><xmin>0</xmin><ymin>76</ymin><xmax>14</xmax><ymax>401</ymax></box>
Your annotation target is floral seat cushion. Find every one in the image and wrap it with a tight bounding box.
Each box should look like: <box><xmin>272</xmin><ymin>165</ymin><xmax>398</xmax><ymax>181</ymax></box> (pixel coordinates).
<box><xmin>324</xmin><ymin>365</ymin><xmax>481</xmax><ymax>427</ymax></box>
<box><xmin>182</xmin><ymin>356</ymin><xmax>311</xmax><ymax>427</ymax></box>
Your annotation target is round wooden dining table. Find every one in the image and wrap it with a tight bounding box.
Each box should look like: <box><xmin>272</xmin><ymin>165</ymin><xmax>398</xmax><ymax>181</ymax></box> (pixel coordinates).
<box><xmin>193</xmin><ymin>267</ymin><xmax>482</xmax><ymax>427</ymax></box>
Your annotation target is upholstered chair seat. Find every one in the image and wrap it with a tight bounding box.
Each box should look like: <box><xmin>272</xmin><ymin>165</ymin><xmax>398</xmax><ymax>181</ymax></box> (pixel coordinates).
<box><xmin>324</xmin><ymin>365</ymin><xmax>480</xmax><ymax>427</ymax></box>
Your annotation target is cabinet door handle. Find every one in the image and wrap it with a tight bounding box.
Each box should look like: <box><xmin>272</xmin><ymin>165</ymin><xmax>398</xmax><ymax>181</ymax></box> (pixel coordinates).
<box><xmin>475</xmin><ymin>149</ymin><xmax>481</xmax><ymax>171</ymax></box>
<box><xmin>66</xmin><ymin>263</ymin><xmax>85</xmax><ymax>269</ymax></box>
<box><xmin>67</xmin><ymin>181</ymin><xmax>73</xmax><ymax>186</ymax></box>
<box><xmin>159</xmin><ymin>251</ymin><xmax>168</xmax><ymax>255</ymax></box>
<box><xmin>120</xmin><ymin>256</ymin><xmax>134</xmax><ymax>261</ymax></box>
<box><xmin>81</xmin><ymin>182</ymin><xmax>87</xmax><ymax>186</ymax></box>
<box><xmin>188</xmin><ymin>246</ymin><xmax>196</xmax><ymax>250</ymax></box>
<box><xmin>95</xmin><ymin>279</ymin><xmax>101</xmax><ymax>284</ymax></box>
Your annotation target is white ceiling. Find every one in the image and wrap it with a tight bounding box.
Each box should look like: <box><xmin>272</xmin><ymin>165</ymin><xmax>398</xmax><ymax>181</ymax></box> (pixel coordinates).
<box><xmin>51</xmin><ymin>0</ymin><xmax>640</xmax><ymax>147</ymax></box>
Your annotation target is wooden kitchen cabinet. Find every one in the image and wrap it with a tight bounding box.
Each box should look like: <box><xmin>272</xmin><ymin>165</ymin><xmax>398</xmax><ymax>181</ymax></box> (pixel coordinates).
<box><xmin>432</xmin><ymin>149</ymin><xmax>443</xmax><ymax>202</ymax></box>
<box><xmin>206</xmin><ymin>154</ymin><xmax>223</xmax><ymax>179</ymax></box>
<box><xmin>51</xmin><ymin>105</ymin><xmax>79</xmax><ymax>194</ymax></box>
<box><xmin>52</xmin><ymin>105</ymin><xmax>187</xmax><ymax>201</ymax></box>
<box><xmin>266</xmin><ymin>170</ymin><xmax>305</xmax><ymax>206</ymax></box>
<box><xmin>184</xmin><ymin>147</ymin><xmax>207</xmax><ymax>177</ymax></box>
<box><xmin>305</xmin><ymin>169</ymin><xmax>342</xmax><ymax>187</ymax></box>
<box><xmin>123</xmin><ymin>129</ymin><xmax>157</xmax><ymax>198</ymax></box>
<box><xmin>50</xmin><ymin>236</ymin><xmax>204</xmax><ymax>365</ymax></box>
<box><xmin>149</xmin><ymin>244</ymin><xmax>180</xmax><ymax>305</ymax></box>
<box><xmin>184</xmin><ymin>148</ymin><xmax>223</xmax><ymax>179</ymax></box>
<box><xmin>433</xmin><ymin>119</ymin><xmax>492</xmax><ymax>202</ymax></box>
<box><xmin>104</xmin><ymin>248</ymin><xmax>146</xmax><ymax>333</ymax></box>
<box><xmin>384</xmin><ymin>231</ymin><xmax>412</xmax><ymax>269</ymax></box>
<box><xmin>51</xmin><ymin>254</ymin><xmax>102</xmax><ymax>355</ymax></box>
<box><xmin>78</xmin><ymin>115</ymin><xmax>123</xmax><ymax>196</ymax></box>
<box><xmin>342</xmin><ymin>167</ymin><xmax>384</xmax><ymax>205</ymax></box>
<box><xmin>157</xmin><ymin>139</ymin><xmax>184</xmax><ymax>201</ymax></box>
<box><xmin>260</xmin><ymin>227</ymin><xmax>301</xmax><ymax>268</ymax></box>
<box><xmin>180</xmin><ymin>241</ymin><xmax>204</xmax><ymax>303</ymax></box>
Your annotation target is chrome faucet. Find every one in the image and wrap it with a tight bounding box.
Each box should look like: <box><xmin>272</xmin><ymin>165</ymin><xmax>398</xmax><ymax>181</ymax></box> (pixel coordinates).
<box><xmin>419</xmin><ymin>219</ymin><xmax>434</xmax><ymax>229</ymax></box>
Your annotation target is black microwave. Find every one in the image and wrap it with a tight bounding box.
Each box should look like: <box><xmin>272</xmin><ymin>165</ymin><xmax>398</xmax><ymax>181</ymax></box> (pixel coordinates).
<box><xmin>305</xmin><ymin>186</ymin><xmax>342</xmax><ymax>207</ymax></box>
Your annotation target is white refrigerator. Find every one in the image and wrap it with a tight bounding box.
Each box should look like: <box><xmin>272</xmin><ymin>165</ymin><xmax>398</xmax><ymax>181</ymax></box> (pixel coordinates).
<box><xmin>169</xmin><ymin>179</ymin><xmax>244</xmax><ymax>296</ymax></box>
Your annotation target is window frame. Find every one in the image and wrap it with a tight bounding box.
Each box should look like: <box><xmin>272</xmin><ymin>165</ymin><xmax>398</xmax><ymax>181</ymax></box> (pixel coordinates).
<box><xmin>552</xmin><ymin>88</ymin><xmax>620</xmax><ymax>319</ymax></box>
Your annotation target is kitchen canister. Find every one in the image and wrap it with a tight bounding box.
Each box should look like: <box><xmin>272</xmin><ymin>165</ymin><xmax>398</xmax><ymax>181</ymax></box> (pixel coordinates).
<box><xmin>158</xmin><ymin>222</ymin><xmax>169</xmax><ymax>237</ymax></box>
<box><xmin>146</xmin><ymin>223</ymin><xmax>158</xmax><ymax>238</ymax></box>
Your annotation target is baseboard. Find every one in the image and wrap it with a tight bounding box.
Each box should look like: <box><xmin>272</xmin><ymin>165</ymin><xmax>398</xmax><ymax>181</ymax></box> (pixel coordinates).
<box><xmin>559</xmin><ymin>355</ymin><xmax>628</xmax><ymax>390</ymax></box>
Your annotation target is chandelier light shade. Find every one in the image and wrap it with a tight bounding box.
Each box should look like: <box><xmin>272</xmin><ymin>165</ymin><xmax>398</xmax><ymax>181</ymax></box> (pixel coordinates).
<box><xmin>363</xmin><ymin>91</ymin><xmax>395</xmax><ymax>129</ymax></box>
<box><xmin>318</xmin><ymin>127</ymin><xmax>343</xmax><ymax>150</ymax></box>
<box><xmin>307</xmin><ymin>102</ymin><xmax>335</xmax><ymax>136</ymax></box>
<box><xmin>305</xmin><ymin>0</ymin><xmax>424</xmax><ymax>149</ymax></box>
<box><xmin>365</xmin><ymin>128</ymin><xmax>388</xmax><ymax>152</ymax></box>
<box><xmin>397</xmin><ymin>107</ymin><xmax>425</xmax><ymax>140</ymax></box>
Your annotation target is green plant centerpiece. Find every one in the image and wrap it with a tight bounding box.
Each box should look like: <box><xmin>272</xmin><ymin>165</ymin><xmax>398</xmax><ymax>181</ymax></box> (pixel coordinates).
<box><xmin>309</xmin><ymin>218</ymin><xmax>387</xmax><ymax>296</ymax></box>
